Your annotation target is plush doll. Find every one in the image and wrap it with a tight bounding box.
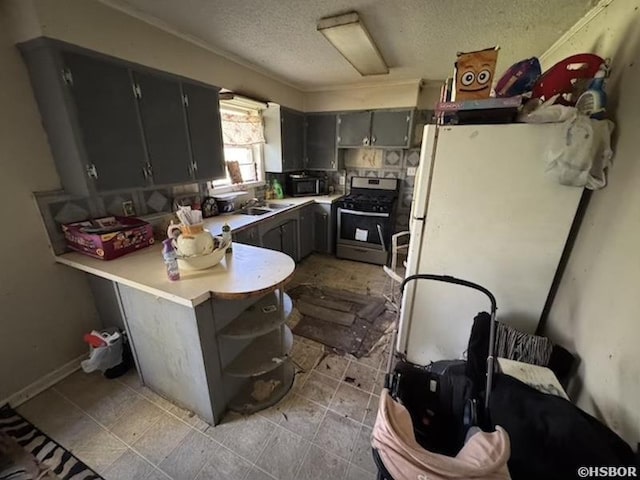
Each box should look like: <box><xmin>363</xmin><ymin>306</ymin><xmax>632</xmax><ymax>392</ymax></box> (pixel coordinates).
<box><xmin>454</xmin><ymin>47</ymin><xmax>500</xmax><ymax>101</ymax></box>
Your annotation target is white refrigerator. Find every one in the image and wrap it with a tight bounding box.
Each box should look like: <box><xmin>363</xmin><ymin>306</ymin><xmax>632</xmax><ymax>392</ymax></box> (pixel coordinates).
<box><xmin>397</xmin><ymin>123</ymin><xmax>583</xmax><ymax>366</ymax></box>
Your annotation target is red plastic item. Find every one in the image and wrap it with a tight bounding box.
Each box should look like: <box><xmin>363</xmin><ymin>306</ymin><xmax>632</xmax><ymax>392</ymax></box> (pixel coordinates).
<box><xmin>532</xmin><ymin>54</ymin><xmax>604</xmax><ymax>105</ymax></box>
<box><xmin>63</xmin><ymin>216</ymin><xmax>154</xmax><ymax>260</ymax></box>
<box><xmin>83</xmin><ymin>332</ymin><xmax>107</xmax><ymax>348</ymax></box>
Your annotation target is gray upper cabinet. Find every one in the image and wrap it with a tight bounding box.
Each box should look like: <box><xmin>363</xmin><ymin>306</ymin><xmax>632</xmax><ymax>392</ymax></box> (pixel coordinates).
<box><xmin>304</xmin><ymin>113</ymin><xmax>337</xmax><ymax>170</ymax></box>
<box><xmin>133</xmin><ymin>71</ymin><xmax>193</xmax><ymax>185</ymax></box>
<box><xmin>370</xmin><ymin>110</ymin><xmax>414</xmax><ymax>148</ymax></box>
<box><xmin>264</xmin><ymin>104</ymin><xmax>304</xmax><ymax>173</ymax></box>
<box><xmin>337</xmin><ymin>109</ymin><xmax>414</xmax><ymax>149</ymax></box>
<box><xmin>19</xmin><ymin>38</ymin><xmax>227</xmax><ymax>196</ymax></box>
<box><xmin>281</xmin><ymin>109</ymin><xmax>304</xmax><ymax>171</ymax></box>
<box><xmin>62</xmin><ymin>51</ymin><xmax>148</xmax><ymax>192</ymax></box>
<box><xmin>337</xmin><ymin>111</ymin><xmax>372</xmax><ymax>147</ymax></box>
<box><xmin>183</xmin><ymin>82</ymin><xmax>226</xmax><ymax>181</ymax></box>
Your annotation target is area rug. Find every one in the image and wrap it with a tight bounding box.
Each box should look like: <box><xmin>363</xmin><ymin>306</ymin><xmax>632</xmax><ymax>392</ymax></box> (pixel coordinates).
<box><xmin>0</xmin><ymin>404</ymin><xmax>102</xmax><ymax>480</ymax></box>
<box><xmin>288</xmin><ymin>284</ymin><xmax>395</xmax><ymax>357</ymax></box>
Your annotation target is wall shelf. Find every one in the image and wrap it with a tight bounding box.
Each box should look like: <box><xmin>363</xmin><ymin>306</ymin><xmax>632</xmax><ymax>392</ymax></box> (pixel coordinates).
<box><xmin>220</xmin><ymin>291</ymin><xmax>293</xmax><ymax>340</ymax></box>
<box><xmin>224</xmin><ymin>326</ymin><xmax>293</xmax><ymax>378</ymax></box>
<box><xmin>228</xmin><ymin>360</ymin><xmax>295</xmax><ymax>414</ymax></box>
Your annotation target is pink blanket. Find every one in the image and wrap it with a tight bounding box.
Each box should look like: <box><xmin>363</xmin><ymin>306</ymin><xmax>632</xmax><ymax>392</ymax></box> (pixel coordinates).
<box><xmin>372</xmin><ymin>389</ymin><xmax>512</xmax><ymax>480</ymax></box>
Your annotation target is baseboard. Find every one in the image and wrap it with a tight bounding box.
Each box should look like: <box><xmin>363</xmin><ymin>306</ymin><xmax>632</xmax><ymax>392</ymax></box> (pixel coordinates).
<box><xmin>0</xmin><ymin>354</ymin><xmax>85</xmax><ymax>408</ymax></box>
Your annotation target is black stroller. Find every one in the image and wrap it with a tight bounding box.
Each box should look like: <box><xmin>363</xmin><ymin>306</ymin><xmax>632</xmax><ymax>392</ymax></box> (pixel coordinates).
<box><xmin>371</xmin><ymin>274</ymin><xmax>511</xmax><ymax>480</ymax></box>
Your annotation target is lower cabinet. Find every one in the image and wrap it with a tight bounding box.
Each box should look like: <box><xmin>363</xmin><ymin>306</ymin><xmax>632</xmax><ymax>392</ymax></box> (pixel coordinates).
<box><xmin>233</xmin><ymin>202</ymin><xmax>337</xmax><ymax>260</ymax></box>
<box><xmin>298</xmin><ymin>205</ymin><xmax>314</xmax><ymax>260</ymax></box>
<box><xmin>233</xmin><ymin>225</ymin><xmax>260</xmax><ymax>246</ymax></box>
<box><xmin>259</xmin><ymin>214</ymin><xmax>299</xmax><ymax>261</ymax></box>
<box><xmin>313</xmin><ymin>203</ymin><xmax>335</xmax><ymax>254</ymax></box>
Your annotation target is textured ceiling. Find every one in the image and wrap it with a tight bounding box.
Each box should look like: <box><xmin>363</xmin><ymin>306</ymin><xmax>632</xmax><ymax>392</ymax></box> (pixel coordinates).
<box><xmin>103</xmin><ymin>0</ymin><xmax>593</xmax><ymax>90</ymax></box>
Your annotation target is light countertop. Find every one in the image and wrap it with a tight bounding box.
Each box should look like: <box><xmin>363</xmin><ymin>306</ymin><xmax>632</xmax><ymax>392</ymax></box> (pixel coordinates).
<box><xmin>203</xmin><ymin>194</ymin><xmax>344</xmax><ymax>235</ymax></box>
<box><xmin>56</xmin><ymin>243</ymin><xmax>296</xmax><ymax>307</ymax></box>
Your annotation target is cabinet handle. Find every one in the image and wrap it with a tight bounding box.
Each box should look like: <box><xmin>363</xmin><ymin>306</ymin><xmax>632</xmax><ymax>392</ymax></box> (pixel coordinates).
<box><xmin>132</xmin><ymin>83</ymin><xmax>142</xmax><ymax>99</ymax></box>
<box><xmin>146</xmin><ymin>162</ymin><xmax>153</xmax><ymax>179</ymax></box>
<box><xmin>404</xmin><ymin>135</ymin><xmax>409</xmax><ymax>142</ymax></box>
<box><xmin>142</xmin><ymin>166</ymin><xmax>148</xmax><ymax>179</ymax></box>
<box><xmin>371</xmin><ymin>136</ymin><xmax>377</xmax><ymax>144</ymax></box>
<box><xmin>362</xmin><ymin>137</ymin><xmax>369</xmax><ymax>146</ymax></box>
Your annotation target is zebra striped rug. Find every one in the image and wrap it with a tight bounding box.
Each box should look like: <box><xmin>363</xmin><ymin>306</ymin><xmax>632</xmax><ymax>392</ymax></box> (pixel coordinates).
<box><xmin>0</xmin><ymin>404</ymin><xmax>102</xmax><ymax>480</ymax></box>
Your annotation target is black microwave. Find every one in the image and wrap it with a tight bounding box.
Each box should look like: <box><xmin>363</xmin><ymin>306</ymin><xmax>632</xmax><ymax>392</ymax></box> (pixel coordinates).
<box><xmin>287</xmin><ymin>174</ymin><xmax>328</xmax><ymax>197</ymax></box>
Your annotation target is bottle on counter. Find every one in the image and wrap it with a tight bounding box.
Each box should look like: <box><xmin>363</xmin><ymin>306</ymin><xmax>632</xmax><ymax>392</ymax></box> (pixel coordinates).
<box><xmin>222</xmin><ymin>223</ymin><xmax>232</xmax><ymax>254</ymax></box>
<box><xmin>162</xmin><ymin>239</ymin><xmax>180</xmax><ymax>281</ymax></box>
<box><xmin>272</xmin><ymin>178</ymin><xmax>284</xmax><ymax>199</ymax></box>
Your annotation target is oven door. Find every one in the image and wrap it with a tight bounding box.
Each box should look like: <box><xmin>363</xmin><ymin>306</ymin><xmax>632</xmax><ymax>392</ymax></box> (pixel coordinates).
<box><xmin>337</xmin><ymin>208</ymin><xmax>391</xmax><ymax>250</ymax></box>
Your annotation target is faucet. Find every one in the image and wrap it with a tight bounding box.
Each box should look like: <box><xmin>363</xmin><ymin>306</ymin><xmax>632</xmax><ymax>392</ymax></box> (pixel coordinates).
<box><xmin>242</xmin><ymin>197</ymin><xmax>261</xmax><ymax>208</ymax></box>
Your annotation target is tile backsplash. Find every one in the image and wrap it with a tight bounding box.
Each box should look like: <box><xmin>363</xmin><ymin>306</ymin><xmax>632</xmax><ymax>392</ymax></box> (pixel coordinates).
<box><xmin>35</xmin><ymin>182</ymin><xmax>209</xmax><ymax>255</ymax></box>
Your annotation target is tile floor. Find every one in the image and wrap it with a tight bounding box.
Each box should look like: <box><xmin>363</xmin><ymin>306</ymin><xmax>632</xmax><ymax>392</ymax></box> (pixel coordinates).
<box><xmin>17</xmin><ymin>254</ymin><xmax>394</xmax><ymax>480</ymax></box>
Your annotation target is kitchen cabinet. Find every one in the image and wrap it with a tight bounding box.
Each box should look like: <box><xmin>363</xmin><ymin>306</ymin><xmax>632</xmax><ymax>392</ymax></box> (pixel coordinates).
<box><xmin>304</xmin><ymin>113</ymin><xmax>337</xmax><ymax>170</ymax></box>
<box><xmin>264</xmin><ymin>104</ymin><xmax>304</xmax><ymax>173</ymax></box>
<box><xmin>133</xmin><ymin>71</ymin><xmax>193</xmax><ymax>185</ymax></box>
<box><xmin>298</xmin><ymin>205</ymin><xmax>314</xmax><ymax>259</ymax></box>
<box><xmin>281</xmin><ymin>109</ymin><xmax>304</xmax><ymax>171</ymax></box>
<box><xmin>337</xmin><ymin>109</ymin><xmax>414</xmax><ymax>149</ymax></box>
<box><xmin>19</xmin><ymin>38</ymin><xmax>227</xmax><ymax>196</ymax></box>
<box><xmin>313</xmin><ymin>203</ymin><xmax>335</xmax><ymax>254</ymax></box>
<box><xmin>233</xmin><ymin>225</ymin><xmax>260</xmax><ymax>246</ymax></box>
<box><xmin>62</xmin><ymin>51</ymin><xmax>149</xmax><ymax>192</ymax></box>
<box><xmin>261</xmin><ymin>221</ymin><xmax>298</xmax><ymax>260</ymax></box>
<box><xmin>336</xmin><ymin>111</ymin><xmax>371</xmax><ymax>148</ymax></box>
<box><xmin>259</xmin><ymin>211</ymin><xmax>299</xmax><ymax>260</ymax></box>
<box><xmin>182</xmin><ymin>82</ymin><xmax>226</xmax><ymax>180</ymax></box>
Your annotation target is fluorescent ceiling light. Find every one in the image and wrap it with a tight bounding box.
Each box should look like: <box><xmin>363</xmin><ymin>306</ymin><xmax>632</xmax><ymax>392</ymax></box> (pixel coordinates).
<box><xmin>317</xmin><ymin>12</ymin><xmax>389</xmax><ymax>76</ymax></box>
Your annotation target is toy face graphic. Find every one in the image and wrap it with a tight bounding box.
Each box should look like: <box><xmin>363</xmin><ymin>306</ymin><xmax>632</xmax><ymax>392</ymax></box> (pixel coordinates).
<box><xmin>455</xmin><ymin>48</ymin><xmax>499</xmax><ymax>100</ymax></box>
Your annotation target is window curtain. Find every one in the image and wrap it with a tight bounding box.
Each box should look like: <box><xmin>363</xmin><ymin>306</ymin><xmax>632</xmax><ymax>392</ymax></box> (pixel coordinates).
<box><xmin>220</xmin><ymin>111</ymin><xmax>265</xmax><ymax>146</ymax></box>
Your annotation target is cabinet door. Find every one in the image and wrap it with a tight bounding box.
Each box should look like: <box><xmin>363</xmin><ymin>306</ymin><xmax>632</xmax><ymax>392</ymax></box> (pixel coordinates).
<box><xmin>134</xmin><ymin>71</ymin><xmax>193</xmax><ymax>185</ymax></box>
<box><xmin>62</xmin><ymin>51</ymin><xmax>147</xmax><ymax>191</ymax></box>
<box><xmin>261</xmin><ymin>226</ymin><xmax>282</xmax><ymax>252</ymax></box>
<box><xmin>370</xmin><ymin>110</ymin><xmax>413</xmax><ymax>148</ymax></box>
<box><xmin>182</xmin><ymin>82</ymin><xmax>226</xmax><ymax>180</ymax></box>
<box><xmin>234</xmin><ymin>226</ymin><xmax>260</xmax><ymax>246</ymax></box>
<box><xmin>314</xmin><ymin>208</ymin><xmax>330</xmax><ymax>253</ymax></box>
<box><xmin>337</xmin><ymin>111</ymin><xmax>372</xmax><ymax>147</ymax></box>
<box><xmin>281</xmin><ymin>220</ymin><xmax>298</xmax><ymax>260</ymax></box>
<box><xmin>305</xmin><ymin>114</ymin><xmax>337</xmax><ymax>170</ymax></box>
<box><xmin>298</xmin><ymin>207</ymin><xmax>314</xmax><ymax>260</ymax></box>
<box><xmin>281</xmin><ymin>109</ymin><xmax>304</xmax><ymax>171</ymax></box>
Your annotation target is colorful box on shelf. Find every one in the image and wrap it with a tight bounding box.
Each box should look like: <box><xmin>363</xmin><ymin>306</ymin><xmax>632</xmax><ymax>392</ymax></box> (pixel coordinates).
<box><xmin>62</xmin><ymin>216</ymin><xmax>154</xmax><ymax>260</ymax></box>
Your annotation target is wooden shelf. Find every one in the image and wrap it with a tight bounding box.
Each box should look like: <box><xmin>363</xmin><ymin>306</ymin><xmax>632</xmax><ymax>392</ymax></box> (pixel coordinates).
<box><xmin>220</xmin><ymin>291</ymin><xmax>293</xmax><ymax>340</ymax></box>
<box><xmin>224</xmin><ymin>326</ymin><xmax>293</xmax><ymax>377</ymax></box>
<box><xmin>228</xmin><ymin>360</ymin><xmax>295</xmax><ymax>414</ymax></box>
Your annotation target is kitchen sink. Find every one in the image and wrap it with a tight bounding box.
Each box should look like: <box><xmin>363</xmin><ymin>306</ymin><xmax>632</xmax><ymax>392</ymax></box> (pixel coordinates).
<box><xmin>266</xmin><ymin>203</ymin><xmax>294</xmax><ymax>209</ymax></box>
<box><xmin>239</xmin><ymin>207</ymin><xmax>271</xmax><ymax>216</ymax></box>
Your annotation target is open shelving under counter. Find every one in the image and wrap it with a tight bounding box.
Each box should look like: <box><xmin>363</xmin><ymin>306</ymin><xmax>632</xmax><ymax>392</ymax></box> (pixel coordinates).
<box><xmin>224</xmin><ymin>326</ymin><xmax>294</xmax><ymax>378</ymax></box>
<box><xmin>219</xmin><ymin>290</ymin><xmax>293</xmax><ymax>340</ymax></box>
<box><xmin>227</xmin><ymin>361</ymin><xmax>295</xmax><ymax>414</ymax></box>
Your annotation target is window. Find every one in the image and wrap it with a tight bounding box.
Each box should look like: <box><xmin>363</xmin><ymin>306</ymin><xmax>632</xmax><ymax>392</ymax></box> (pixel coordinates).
<box><xmin>212</xmin><ymin>107</ymin><xmax>265</xmax><ymax>188</ymax></box>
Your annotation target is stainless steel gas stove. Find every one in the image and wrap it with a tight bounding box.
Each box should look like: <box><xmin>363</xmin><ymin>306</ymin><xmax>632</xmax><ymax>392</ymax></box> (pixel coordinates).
<box><xmin>336</xmin><ymin>177</ymin><xmax>399</xmax><ymax>265</ymax></box>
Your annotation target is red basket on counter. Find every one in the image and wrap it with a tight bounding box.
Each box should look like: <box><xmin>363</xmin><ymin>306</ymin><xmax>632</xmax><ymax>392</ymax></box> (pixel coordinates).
<box><xmin>62</xmin><ymin>216</ymin><xmax>154</xmax><ymax>260</ymax></box>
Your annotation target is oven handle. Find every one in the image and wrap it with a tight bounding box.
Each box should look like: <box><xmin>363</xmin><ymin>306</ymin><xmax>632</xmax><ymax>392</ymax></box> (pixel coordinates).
<box><xmin>338</xmin><ymin>208</ymin><xmax>390</xmax><ymax>218</ymax></box>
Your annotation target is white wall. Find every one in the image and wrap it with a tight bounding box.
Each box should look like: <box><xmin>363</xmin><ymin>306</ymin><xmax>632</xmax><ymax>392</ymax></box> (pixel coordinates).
<box><xmin>542</xmin><ymin>0</ymin><xmax>640</xmax><ymax>445</ymax></box>
<box><xmin>0</xmin><ymin>2</ymin><xmax>100</xmax><ymax>401</ymax></box>
<box><xmin>303</xmin><ymin>80</ymin><xmax>422</xmax><ymax>112</ymax></box>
